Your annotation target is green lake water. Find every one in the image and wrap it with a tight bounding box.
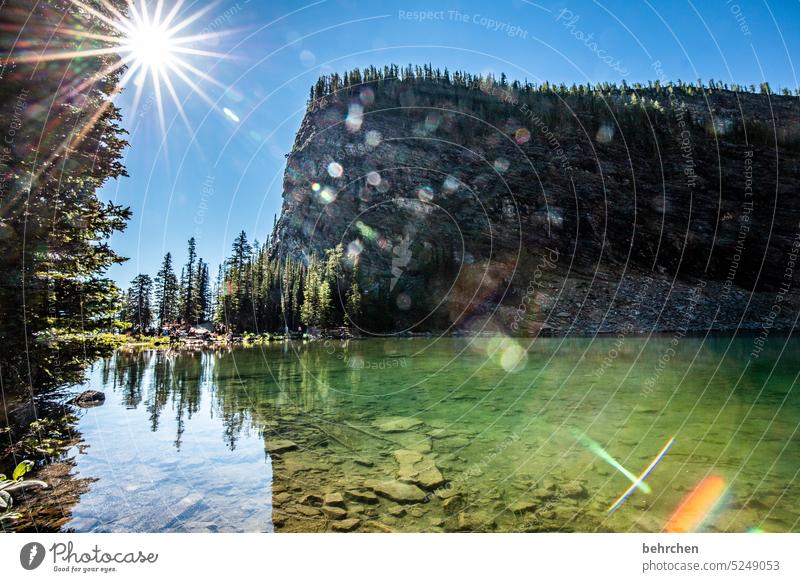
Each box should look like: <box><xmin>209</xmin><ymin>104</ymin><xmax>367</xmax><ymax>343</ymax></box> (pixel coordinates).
<box><xmin>64</xmin><ymin>336</ymin><xmax>800</xmax><ymax>532</ymax></box>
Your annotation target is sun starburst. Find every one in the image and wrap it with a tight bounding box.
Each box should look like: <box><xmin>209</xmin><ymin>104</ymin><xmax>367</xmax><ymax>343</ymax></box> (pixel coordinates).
<box><xmin>6</xmin><ymin>0</ymin><xmax>233</xmax><ymax>138</ymax></box>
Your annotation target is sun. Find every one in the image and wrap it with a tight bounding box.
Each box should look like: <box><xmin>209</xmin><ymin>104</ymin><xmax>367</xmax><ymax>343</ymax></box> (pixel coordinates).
<box><xmin>122</xmin><ymin>19</ymin><xmax>178</xmax><ymax>73</ymax></box>
<box><xmin>6</xmin><ymin>0</ymin><xmax>231</xmax><ymax>137</ymax></box>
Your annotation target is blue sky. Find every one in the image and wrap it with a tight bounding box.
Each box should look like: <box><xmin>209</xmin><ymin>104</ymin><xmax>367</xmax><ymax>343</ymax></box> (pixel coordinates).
<box><xmin>103</xmin><ymin>0</ymin><xmax>800</xmax><ymax>285</ymax></box>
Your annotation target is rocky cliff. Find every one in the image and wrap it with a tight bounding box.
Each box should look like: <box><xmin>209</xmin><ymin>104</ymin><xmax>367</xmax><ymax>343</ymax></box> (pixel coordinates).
<box><xmin>271</xmin><ymin>71</ymin><xmax>800</xmax><ymax>335</ymax></box>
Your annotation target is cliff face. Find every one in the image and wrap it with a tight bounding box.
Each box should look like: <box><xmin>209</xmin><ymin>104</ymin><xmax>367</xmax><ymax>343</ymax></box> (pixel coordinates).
<box><xmin>271</xmin><ymin>75</ymin><xmax>800</xmax><ymax>335</ymax></box>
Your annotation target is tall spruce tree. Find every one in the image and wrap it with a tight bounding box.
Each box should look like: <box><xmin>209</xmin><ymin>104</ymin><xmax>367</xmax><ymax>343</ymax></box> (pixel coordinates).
<box><xmin>182</xmin><ymin>237</ymin><xmax>197</xmax><ymax>324</ymax></box>
<box><xmin>124</xmin><ymin>274</ymin><xmax>154</xmax><ymax>333</ymax></box>
<box><xmin>154</xmin><ymin>252</ymin><xmax>179</xmax><ymax>327</ymax></box>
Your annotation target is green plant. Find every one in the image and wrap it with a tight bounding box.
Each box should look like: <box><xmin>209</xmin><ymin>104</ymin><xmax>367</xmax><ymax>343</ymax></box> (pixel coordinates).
<box><xmin>0</xmin><ymin>460</ymin><xmax>48</xmax><ymax>521</ymax></box>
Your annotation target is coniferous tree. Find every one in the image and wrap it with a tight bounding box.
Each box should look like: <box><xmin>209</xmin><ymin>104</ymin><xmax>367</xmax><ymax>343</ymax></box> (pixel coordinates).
<box><xmin>124</xmin><ymin>274</ymin><xmax>154</xmax><ymax>333</ymax></box>
<box><xmin>182</xmin><ymin>237</ymin><xmax>197</xmax><ymax>324</ymax></box>
<box><xmin>154</xmin><ymin>252</ymin><xmax>179</xmax><ymax>327</ymax></box>
<box><xmin>0</xmin><ymin>0</ymin><xmax>132</xmax><ymax>390</ymax></box>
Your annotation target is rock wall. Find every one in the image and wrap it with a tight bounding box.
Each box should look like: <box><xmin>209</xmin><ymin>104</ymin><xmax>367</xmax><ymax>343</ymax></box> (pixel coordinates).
<box><xmin>271</xmin><ymin>78</ymin><xmax>800</xmax><ymax>334</ymax></box>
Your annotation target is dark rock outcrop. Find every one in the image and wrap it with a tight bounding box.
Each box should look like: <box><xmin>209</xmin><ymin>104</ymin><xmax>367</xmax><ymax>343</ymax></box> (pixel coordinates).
<box><xmin>271</xmin><ymin>74</ymin><xmax>800</xmax><ymax>334</ymax></box>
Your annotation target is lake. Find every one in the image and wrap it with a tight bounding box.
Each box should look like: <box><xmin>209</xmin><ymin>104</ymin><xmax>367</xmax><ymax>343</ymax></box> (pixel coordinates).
<box><xmin>63</xmin><ymin>336</ymin><xmax>800</xmax><ymax>532</ymax></box>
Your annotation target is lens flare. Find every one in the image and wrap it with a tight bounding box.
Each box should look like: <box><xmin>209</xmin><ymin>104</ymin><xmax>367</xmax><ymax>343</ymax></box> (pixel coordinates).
<box><xmin>607</xmin><ymin>436</ymin><xmax>675</xmax><ymax>513</ymax></box>
<box><xmin>665</xmin><ymin>475</ymin><xmax>727</xmax><ymax>532</ymax></box>
<box><xmin>571</xmin><ymin>429</ymin><xmax>652</xmax><ymax>494</ymax></box>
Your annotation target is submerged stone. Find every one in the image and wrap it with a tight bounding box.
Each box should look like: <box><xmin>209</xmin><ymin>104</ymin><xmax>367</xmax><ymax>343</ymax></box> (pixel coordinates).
<box><xmin>332</xmin><ymin>518</ymin><xmax>360</xmax><ymax>532</ymax></box>
<box><xmin>345</xmin><ymin>489</ymin><xmax>379</xmax><ymax>505</ymax></box>
<box><xmin>321</xmin><ymin>505</ymin><xmax>347</xmax><ymax>519</ymax></box>
<box><xmin>373</xmin><ymin>416</ymin><xmax>423</xmax><ymax>433</ymax></box>
<box><xmin>456</xmin><ymin>511</ymin><xmax>495</xmax><ymax>532</ymax></box>
<box><xmin>393</xmin><ymin>449</ymin><xmax>445</xmax><ymax>489</ymax></box>
<box><xmin>323</xmin><ymin>492</ymin><xmax>345</xmax><ymax>508</ymax></box>
<box><xmin>266</xmin><ymin>439</ymin><xmax>299</xmax><ymax>454</ymax></box>
<box><xmin>363</xmin><ymin>479</ymin><xmax>427</xmax><ymax>503</ymax></box>
<box><xmin>508</xmin><ymin>500</ymin><xmax>538</xmax><ymax>513</ymax></box>
<box><xmin>561</xmin><ymin>481</ymin><xmax>588</xmax><ymax>499</ymax></box>
<box><xmin>69</xmin><ymin>390</ymin><xmax>105</xmax><ymax>408</ymax></box>
<box><xmin>296</xmin><ymin>505</ymin><xmax>321</xmax><ymax>517</ymax></box>
<box><xmin>388</xmin><ymin>505</ymin><xmax>406</xmax><ymax>517</ymax></box>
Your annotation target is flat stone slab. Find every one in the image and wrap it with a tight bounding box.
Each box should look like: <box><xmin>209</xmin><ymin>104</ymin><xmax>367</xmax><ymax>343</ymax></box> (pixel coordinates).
<box><xmin>393</xmin><ymin>449</ymin><xmax>445</xmax><ymax>489</ymax></box>
<box><xmin>373</xmin><ymin>416</ymin><xmax>423</xmax><ymax>433</ymax></box>
<box><xmin>332</xmin><ymin>518</ymin><xmax>360</xmax><ymax>532</ymax></box>
<box><xmin>508</xmin><ymin>500</ymin><xmax>538</xmax><ymax>513</ymax></box>
<box><xmin>321</xmin><ymin>505</ymin><xmax>347</xmax><ymax>519</ymax></box>
<box><xmin>266</xmin><ymin>439</ymin><xmax>299</xmax><ymax>454</ymax></box>
<box><xmin>364</xmin><ymin>479</ymin><xmax>427</xmax><ymax>503</ymax></box>
<box><xmin>345</xmin><ymin>489</ymin><xmax>379</xmax><ymax>505</ymax></box>
<box><xmin>323</xmin><ymin>492</ymin><xmax>345</xmax><ymax>508</ymax></box>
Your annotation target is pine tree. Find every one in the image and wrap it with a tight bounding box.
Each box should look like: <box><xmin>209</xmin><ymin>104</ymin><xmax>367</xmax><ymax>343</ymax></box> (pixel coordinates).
<box><xmin>182</xmin><ymin>237</ymin><xmax>197</xmax><ymax>324</ymax></box>
<box><xmin>194</xmin><ymin>259</ymin><xmax>210</xmax><ymax>322</ymax></box>
<box><xmin>154</xmin><ymin>252</ymin><xmax>179</xmax><ymax>327</ymax></box>
<box><xmin>345</xmin><ymin>261</ymin><xmax>362</xmax><ymax>327</ymax></box>
<box><xmin>124</xmin><ymin>274</ymin><xmax>154</xmax><ymax>333</ymax></box>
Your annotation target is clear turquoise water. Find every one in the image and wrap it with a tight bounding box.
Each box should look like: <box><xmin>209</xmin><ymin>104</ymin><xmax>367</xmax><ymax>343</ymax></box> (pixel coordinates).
<box><xmin>65</xmin><ymin>336</ymin><xmax>800</xmax><ymax>532</ymax></box>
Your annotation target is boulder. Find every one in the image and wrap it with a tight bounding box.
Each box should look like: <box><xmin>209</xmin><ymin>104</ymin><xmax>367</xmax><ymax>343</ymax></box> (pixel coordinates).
<box><xmin>332</xmin><ymin>518</ymin><xmax>361</xmax><ymax>532</ymax></box>
<box><xmin>323</xmin><ymin>492</ymin><xmax>345</xmax><ymax>508</ymax></box>
<box><xmin>364</xmin><ymin>479</ymin><xmax>427</xmax><ymax>503</ymax></box>
<box><xmin>69</xmin><ymin>390</ymin><xmax>105</xmax><ymax>408</ymax></box>
<box><xmin>393</xmin><ymin>449</ymin><xmax>445</xmax><ymax>489</ymax></box>
<box><xmin>321</xmin><ymin>505</ymin><xmax>347</xmax><ymax>519</ymax></box>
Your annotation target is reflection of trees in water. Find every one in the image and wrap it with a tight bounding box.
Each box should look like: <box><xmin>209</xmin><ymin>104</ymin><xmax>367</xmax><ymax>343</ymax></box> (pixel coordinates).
<box><xmin>169</xmin><ymin>352</ymin><xmax>205</xmax><ymax>450</ymax></box>
<box><xmin>100</xmin><ymin>344</ymin><xmax>367</xmax><ymax>452</ymax></box>
<box><xmin>106</xmin><ymin>350</ymin><xmax>150</xmax><ymax>407</ymax></box>
<box><xmin>101</xmin><ymin>350</ymin><xmax>206</xmax><ymax>450</ymax></box>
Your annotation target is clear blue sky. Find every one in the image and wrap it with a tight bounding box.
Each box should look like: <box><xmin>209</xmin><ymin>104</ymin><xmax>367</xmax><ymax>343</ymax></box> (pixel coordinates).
<box><xmin>102</xmin><ymin>0</ymin><xmax>800</xmax><ymax>285</ymax></box>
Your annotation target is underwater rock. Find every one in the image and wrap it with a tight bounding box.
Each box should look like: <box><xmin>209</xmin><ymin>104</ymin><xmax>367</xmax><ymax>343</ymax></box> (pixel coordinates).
<box><xmin>273</xmin><ymin>492</ymin><xmax>292</xmax><ymax>505</ymax></box>
<box><xmin>69</xmin><ymin>390</ymin><xmax>105</xmax><ymax>408</ymax></box>
<box><xmin>361</xmin><ymin>521</ymin><xmax>396</xmax><ymax>533</ymax></box>
<box><xmin>323</xmin><ymin>492</ymin><xmax>346</xmax><ymax>508</ymax></box>
<box><xmin>345</xmin><ymin>489</ymin><xmax>379</xmax><ymax>505</ymax></box>
<box><xmin>456</xmin><ymin>511</ymin><xmax>495</xmax><ymax>532</ymax></box>
<box><xmin>364</xmin><ymin>479</ymin><xmax>427</xmax><ymax>503</ymax></box>
<box><xmin>373</xmin><ymin>416</ymin><xmax>423</xmax><ymax>433</ymax></box>
<box><xmin>508</xmin><ymin>500</ymin><xmax>538</xmax><ymax>513</ymax></box>
<box><xmin>442</xmin><ymin>495</ymin><xmax>464</xmax><ymax>512</ymax></box>
<box><xmin>266</xmin><ymin>439</ymin><xmax>299</xmax><ymax>454</ymax></box>
<box><xmin>532</xmin><ymin>487</ymin><xmax>557</xmax><ymax>501</ymax></box>
<box><xmin>391</xmin><ymin>433</ymin><xmax>432</xmax><ymax>453</ymax></box>
<box><xmin>394</xmin><ymin>449</ymin><xmax>445</xmax><ymax>489</ymax></box>
<box><xmin>388</xmin><ymin>505</ymin><xmax>407</xmax><ymax>517</ymax></box>
<box><xmin>299</xmin><ymin>493</ymin><xmax>324</xmax><ymax>507</ymax></box>
<box><xmin>296</xmin><ymin>505</ymin><xmax>322</xmax><ymax>517</ymax></box>
<box><xmin>332</xmin><ymin>518</ymin><xmax>360</xmax><ymax>532</ymax></box>
<box><xmin>322</xmin><ymin>505</ymin><xmax>347</xmax><ymax>519</ymax></box>
<box><xmin>561</xmin><ymin>481</ymin><xmax>588</xmax><ymax>499</ymax></box>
